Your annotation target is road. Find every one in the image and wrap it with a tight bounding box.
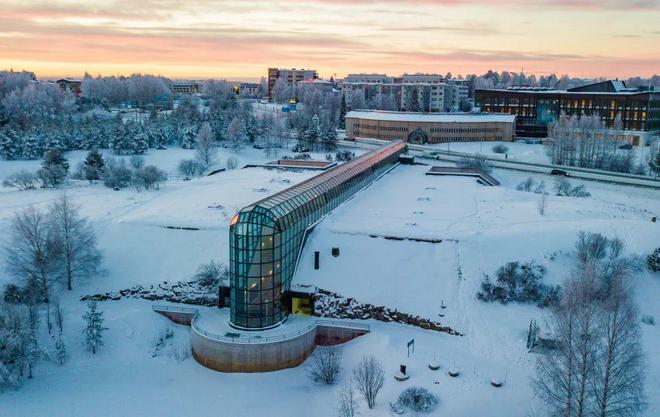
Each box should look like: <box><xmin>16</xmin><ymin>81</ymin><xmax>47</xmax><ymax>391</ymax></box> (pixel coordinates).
<box><xmin>340</xmin><ymin>137</ymin><xmax>660</xmax><ymax>190</ymax></box>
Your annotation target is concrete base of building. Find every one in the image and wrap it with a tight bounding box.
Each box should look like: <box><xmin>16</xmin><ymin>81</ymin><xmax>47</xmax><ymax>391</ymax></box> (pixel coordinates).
<box><xmin>191</xmin><ymin>320</ymin><xmax>369</xmax><ymax>373</ymax></box>
<box><xmin>153</xmin><ymin>304</ymin><xmax>369</xmax><ymax>373</ymax></box>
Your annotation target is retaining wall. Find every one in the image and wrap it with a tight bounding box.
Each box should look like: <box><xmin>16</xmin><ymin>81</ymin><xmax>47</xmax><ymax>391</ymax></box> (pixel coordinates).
<box><xmin>191</xmin><ymin>322</ymin><xmax>368</xmax><ymax>373</ymax></box>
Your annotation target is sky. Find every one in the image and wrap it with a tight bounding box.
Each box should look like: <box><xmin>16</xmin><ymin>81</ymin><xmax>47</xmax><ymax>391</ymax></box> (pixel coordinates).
<box><xmin>0</xmin><ymin>0</ymin><xmax>659</xmax><ymax>81</ymax></box>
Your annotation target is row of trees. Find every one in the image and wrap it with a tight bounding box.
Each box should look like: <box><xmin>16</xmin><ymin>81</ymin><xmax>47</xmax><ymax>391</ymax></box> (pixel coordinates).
<box><xmin>5</xmin><ymin>196</ymin><xmax>102</xmax><ymax>302</ymax></box>
<box><xmin>1</xmin><ymin>196</ymin><xmax>105</xmax><ymax>390</ymax></box>
<box><xmin>547</xmin><ymin>112</ymin><xmax>658</xmax><ymax>175</ymax></box>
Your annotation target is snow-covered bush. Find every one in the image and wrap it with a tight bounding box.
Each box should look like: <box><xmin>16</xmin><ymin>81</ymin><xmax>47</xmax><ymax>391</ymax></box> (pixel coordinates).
<box><xmin>131</xmin><ymin>165</ymin><xmax>166</xmax><ymax>191</ymax></box>
<box><xmin>168</xmin><ymin>340</ymin><xmax>191</xmax><ymax>363</ymax></box>
<box><xmin>178</xmin><ymin>158</ymin><xmax>203</xmax><ymax>177</ymax></box>
<box><xmin>393</xmin><ymin>386</ymin><xmax>439</xmax><ymax>414</ymax></box>
<box><xmin>641</xmin><ymin>315</ymin><xmax>655</xmax><ymax>326</ymax></box>
<box><xmin>2</xmin><ymin>170</ymin><xmax>38</xmax><ymax>190</ymax></box>
<box><xmin>647</xmin><ymin>247</ymin><xmax>660</xmax><ymax>272</ymax></box>
<box><xmin>492</xmin><ymin>144</ymin><xmax>509</xmax><ymax>154</ymax></box>
<box><xmin>554</xmin><ymin>177</ymin><xmax>590</xmax><ymax>197</ymax></box>
<box><xmin>457</xmin><ymin>154</ymin><xmax>492</xmax><ymax>174</ymax></box>
<box><xmin>102</xmin><ymin>157</ymin><xmax>132</xmax><ymax>189</ymax></box>
<box><xmin>477</xmin><ymin>261</ymin><xmax>561</xmax><ymax>308</ymax></box>
<box><xmin>336</xmin><ymin>150</ymin><xmax>355</xmax><ymax>162</ymax></box>
<box><xmin>516</xmin><ymin>177</ymin><xmax>547</xmax><ymax>195</ymax></box>
<box><xmin>307</xmin><ymin>346</ymin><xmax>342</xmax><ymax>385</ymax></box>
<box><xmin>226</xmin><ymin>156</ymin><xmax>239</xmax><ymax>170</ymax></box>
<box><xmin>192</xmin><ymin>260</ymin><xmax>228</xmax><ymax>288</ymax></box>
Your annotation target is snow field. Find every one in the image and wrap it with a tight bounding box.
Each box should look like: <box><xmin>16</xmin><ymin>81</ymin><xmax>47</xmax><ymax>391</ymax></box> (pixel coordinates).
<box><xmin>0</xmin><ymin>148</ymin><xmax>658</xmax><ymax>416</ymax></box>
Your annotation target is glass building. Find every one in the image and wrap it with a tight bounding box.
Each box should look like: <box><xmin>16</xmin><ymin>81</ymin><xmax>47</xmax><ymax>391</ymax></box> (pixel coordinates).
<box><xmin>229</xmin><ymin>141</ymin><xmax>407</xmax><ymax>329</ymax></box>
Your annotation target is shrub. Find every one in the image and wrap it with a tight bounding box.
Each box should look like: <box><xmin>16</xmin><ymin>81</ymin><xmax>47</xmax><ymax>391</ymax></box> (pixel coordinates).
<box><xmin>178</xmin><ymin>158</ymin><xmax>203</xmax><ymax>177</ymax></box>
<box><xmin>516</xmin><ymin>177</ymin><xmax>534</xmax><ymax>192</ymax></box>
<box><xmin>641</xmin><ymin>315</ymin><xmax>655</xmax><ymax>326</ymax></box>
<box><xmin>457</xmin><ymin>154</ymin><xmax>492</xmax><ymax>174</ymax></box>
<box><xmin>554</xmin><ymin>177</ymin><xmax>590</xmax><ymax>197</ymax></box>
<box><xmin>477</xmin><ymin>261</ymin><xmax>561</xmax><ymax>308</ymax></box>
<box><xmin>307</xmin><ymin>346</ymin><xmax>342</xmax><ymax>385</ymax></box>
<box><xmin>192</xmin><ymin>260</ymin><xmax>228</xmax><ymax>288</ymax></box>
<box><xmin>516</xmin><ymin>177</ymin><xmax>547</xmax><ymax>194</ymax></box>
<box><xmin>132</xmin><ymin>165</ymin><xmax>167</xmax><ymax>191</ymax></box>
<box><xmin>492</xmin><ymin>144</ymin><xmax>509</xmax><ymax>154</ymax></box>
<box><xmin>353</xmin><ymin>356</ymin><xmax>384</xmax><ymax>409</ymax></box>
<box><xmin>2</xmin><ymin>170</ymin><xmax>37</xmax><ymax>190</ymax></box>
<box><xmin>335</xmin><ymin>150</ymin><xmax>355</xmax><ymax>162</ymax></box>
<box><xmin>102</xmin><ymin>157</ymin><xmax>132</xmax><ymax>189</ymax></box>
<box><xmin>647</xmin><ymin>247</ymin><xmax>660</xmax><ymax>272</ymax></box>
<box><xmin>394</xmin><ymin>387</ymin><xmax>439</xmax><ymax>414</ymax></box>
<box><xmin>226</xmin><ymin>156</ymin><xmax>239</xmax><ymax>170</ymax></box>
<box><xmin>129</xmin><ymin>155</ymin><xmax>145</xmax><ymax>170</ymax></box>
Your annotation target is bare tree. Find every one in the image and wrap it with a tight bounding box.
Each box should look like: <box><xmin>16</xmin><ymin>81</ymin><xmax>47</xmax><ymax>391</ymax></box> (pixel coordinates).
<box><xmin>194</xmin><ymin>122</ymin><xmax>218</xmax><ymax>171</ymax></box>
<box><xmin>49</xmin><ymin>195</ymin><xmax>102</xmax><ymax>291</ymax></box>
<box><xmin>538</xmin><ymin>193</ymin><xmax>548</xmax><ymax>215</ymax></box>
<box><xmin>535</xmin><ymin>270</ymin><xmax>601</xmax><ymax>417</ymax></box>
<box><xmin>307</xmin><ymin>346</ymin><xmax>342</xmax><ymax>384</ymax></box>
<box><xmin>5</xmin><ymin>207</ymin><xmax>61</xmax><ymax>303</ymax></box>
<box><xmin>591</xmin><ymin>281</ymin><xmax>645</xmax><ymax>417</ymax></box>
<box><xmin>336</xmin><ymin>380</ymin><xmax>359</xmax><ymax>417</ymax></box>
<box><xmin>353</xmin><ymin>355</ymin><xmax>385</xmax><ymax>409</ymax></box>
<box><xmin>536</xmin><ymin>233</ymin><xmax>645</xmax><ymax>417</ymax></box>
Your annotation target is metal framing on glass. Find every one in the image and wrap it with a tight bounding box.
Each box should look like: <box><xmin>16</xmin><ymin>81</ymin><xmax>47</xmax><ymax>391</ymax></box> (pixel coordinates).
<box><xmin>229</xmin><ymin>140</ymin><xmax>407</xmax><ymax>329</ymax></box>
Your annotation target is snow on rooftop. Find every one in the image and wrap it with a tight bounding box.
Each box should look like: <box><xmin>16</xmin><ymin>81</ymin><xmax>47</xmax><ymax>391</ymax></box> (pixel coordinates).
<box><xmin>346</xmin><ymin>110</ymin><xmax>516</xmax><ymax>123</ymax></box>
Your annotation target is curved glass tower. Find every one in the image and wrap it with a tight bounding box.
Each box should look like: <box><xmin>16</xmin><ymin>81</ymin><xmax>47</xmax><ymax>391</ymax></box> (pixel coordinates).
<box><xmin>229</xmin><ymin>141</ymin><xmax>407</xmax><ymax>329</ymax></box>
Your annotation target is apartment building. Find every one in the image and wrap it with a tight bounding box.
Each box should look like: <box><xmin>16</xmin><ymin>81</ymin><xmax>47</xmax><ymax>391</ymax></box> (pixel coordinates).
<box><xmin>267</xmin><ymin>68</ymin><xmax>318</xmax><ymax>97</ymax></box>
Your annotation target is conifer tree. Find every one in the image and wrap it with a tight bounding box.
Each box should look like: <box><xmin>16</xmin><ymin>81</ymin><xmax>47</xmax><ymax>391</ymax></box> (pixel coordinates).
<box><xmin>84</xmin><ymin>149</ymin><xmax>105</xmax><ymax>182</ymax></box>
<box><xmin>82</xmin><ymin>301</ymin><xmax>107</xmax><ymax>355</ymax></box>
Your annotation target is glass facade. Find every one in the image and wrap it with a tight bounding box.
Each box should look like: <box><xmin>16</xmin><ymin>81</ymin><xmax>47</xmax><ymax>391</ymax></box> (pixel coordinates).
<box><xmin>229</xmin><ymin>141</ymin><xmax>407</xmax><ymax>329</ymax></box>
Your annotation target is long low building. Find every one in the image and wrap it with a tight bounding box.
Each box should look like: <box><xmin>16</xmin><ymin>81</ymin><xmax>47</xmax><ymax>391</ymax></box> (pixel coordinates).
<box><xmin>345</xmin><ymin>110</ymin><xmax>516</xmax><ymax>143</ymax></box>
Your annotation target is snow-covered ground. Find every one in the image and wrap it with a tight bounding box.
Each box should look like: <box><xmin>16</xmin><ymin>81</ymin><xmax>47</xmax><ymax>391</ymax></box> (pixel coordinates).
<box><xmin>427</xmin><ymin>140</ymin><xmax>551</xmax><ymax>163</ymax></box>
<box><xmin>424</xmin><ymin>140</ymin><xmax>656</xmax><ymax>166</ymax></box>
<box><xmin>1</xmin><ymin>148</ymin><xmax>659</xmax><ymax>417</ymax></box>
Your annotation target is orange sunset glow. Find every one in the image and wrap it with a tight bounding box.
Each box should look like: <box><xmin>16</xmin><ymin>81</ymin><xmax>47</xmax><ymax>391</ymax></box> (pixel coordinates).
<box><xmin>1</xmin><ymin>0</ymin><xmax>659</xmax><ymax>79</ymax></box>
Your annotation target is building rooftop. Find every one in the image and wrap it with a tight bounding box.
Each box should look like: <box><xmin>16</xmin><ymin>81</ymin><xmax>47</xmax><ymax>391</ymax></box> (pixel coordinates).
<box><xmin>346</xmin><ymin>110</ymin><xmax>516</xmax><ymax>123</ymax></box>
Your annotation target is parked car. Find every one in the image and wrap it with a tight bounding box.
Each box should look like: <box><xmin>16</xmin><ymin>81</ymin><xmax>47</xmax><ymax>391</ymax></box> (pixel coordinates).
<box><xmin>618</xmin><ymin>143</ymin><xmax>633</xmax><ymax>150</ymax></box>
<box><xmin>550</xmin><ymin>169</ymin><xmax>571</xmax><ymax>177</ymax></box>
<box><xmin>346</xmin><ymin>136</ymin><xmax>357</xmax><ymax>142</ymax></box>
<box><xmin>292</xmin><ymin>144</ymin><xmax>310</xmax><ymax>153</ymax></box>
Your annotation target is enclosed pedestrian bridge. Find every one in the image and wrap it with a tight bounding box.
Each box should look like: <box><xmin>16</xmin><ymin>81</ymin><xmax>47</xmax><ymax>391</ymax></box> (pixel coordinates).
<box><xmin>229</xmin><ymin>141</ymin><xmax>407</xmax><ymax>329</ymax></box>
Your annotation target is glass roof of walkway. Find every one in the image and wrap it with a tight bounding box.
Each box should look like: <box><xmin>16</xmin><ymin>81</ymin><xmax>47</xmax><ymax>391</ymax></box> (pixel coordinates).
<box><xmin>236</xmin><ymin>140</ymin><xmax>407</xmax><ymax>226</ymax></box>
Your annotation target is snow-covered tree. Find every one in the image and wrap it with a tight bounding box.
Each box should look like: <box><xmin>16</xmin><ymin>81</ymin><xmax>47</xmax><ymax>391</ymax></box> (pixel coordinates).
<box><xmin>82</xmin><ymin>301</ymin><xmax>107</xmax><ymax>354</ymax></box>
<box><xmin>272</xmin><ymin>78</ymin><xmax>290</xmax><ymax>103</ymax></box>
<box><xmin>0</xmin><ymin>128</ymin><xmax>20</xmax><ymax>160</ymax></box>
<box><xmin>83</xmin><ymin>149</ymin><xmax>105</xmax><ymax>182</ymax></box>
<box><xmin>38</xmin><ymin>149</ymin><xmax>69</xmax><ymax>188</ymax></box>
<box><xmin>53</xmin><ymin>334</ymin><xmax>67</xmax><ymax>365</ymax></box>
<box><xmin>227</xmin><ymin>117</ymin><xmax>247</xmax><ymax>152</ymax></box>
<box><xmin>130</xmin><ymin>129</ymin><xmax>149</xmax><ymax>154</ymax></box>
<box><xmin>338</xmin><ymin>93</ymin><xmax>347</xmax><ymax>130</ymax></box>
<box><xmin>194</xmin><ymin>122</ymin><xmax>218</xmax><ymax>171</ymax></box>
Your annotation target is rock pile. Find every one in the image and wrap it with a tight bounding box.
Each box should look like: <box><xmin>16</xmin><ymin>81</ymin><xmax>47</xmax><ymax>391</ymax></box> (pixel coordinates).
<box><xmin>81</xmin><ymin>280</ymin><xmax>217</xmax><ymax>307</ymax></box>
<box><xmin>314</xmin><ymin>289</ymin><xmax>462</xmax><ymax>336</ymax></box>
